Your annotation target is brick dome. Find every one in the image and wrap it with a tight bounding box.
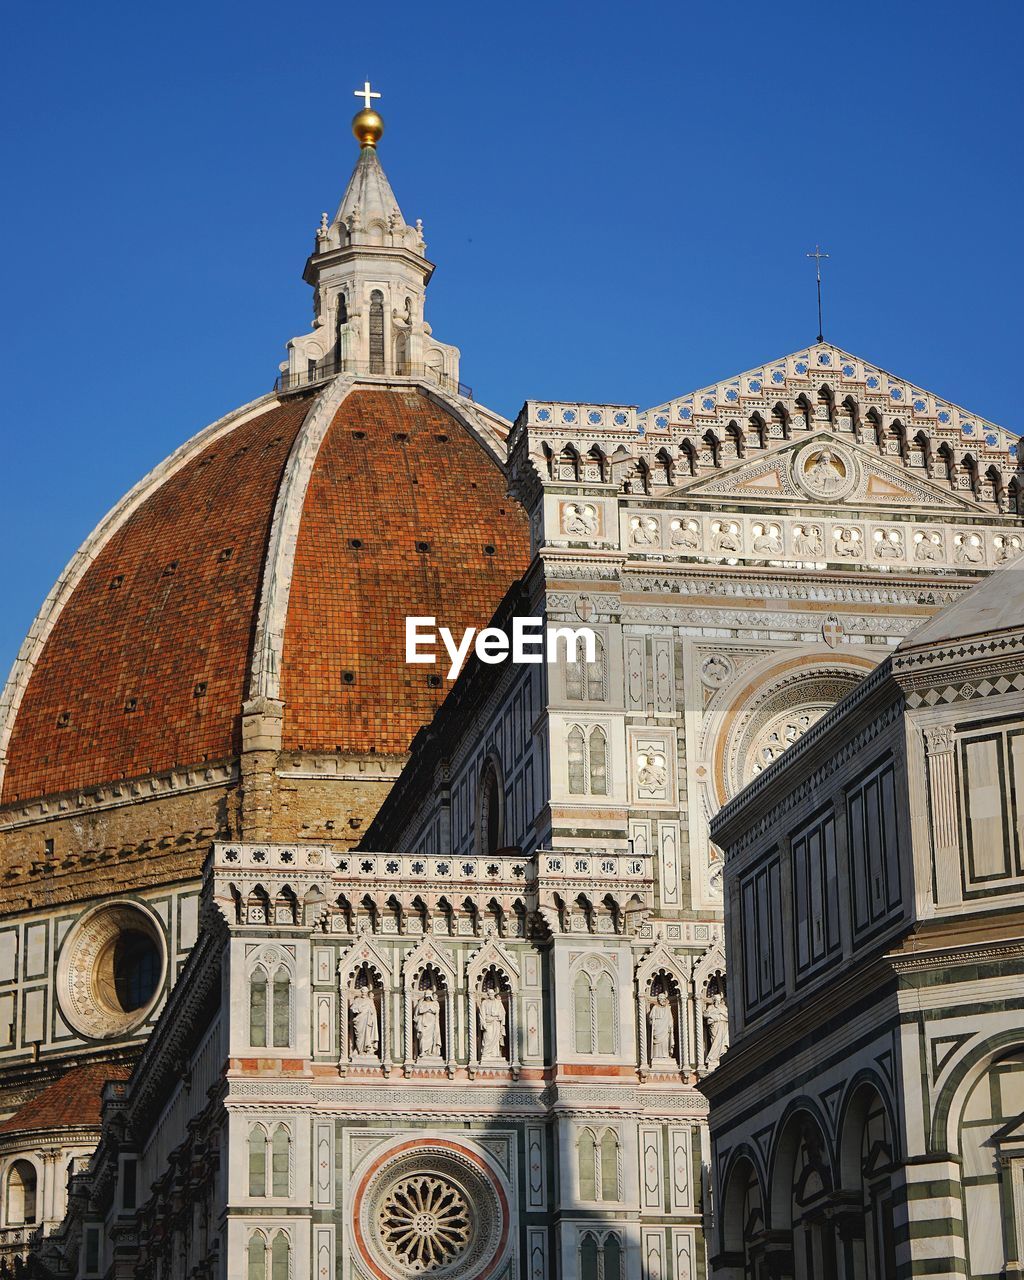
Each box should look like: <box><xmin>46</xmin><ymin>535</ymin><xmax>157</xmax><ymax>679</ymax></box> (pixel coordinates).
<box><xmin>0</xmin><ymin>384</ymin><xmax>530</xmax><ymax>805</ymax></box>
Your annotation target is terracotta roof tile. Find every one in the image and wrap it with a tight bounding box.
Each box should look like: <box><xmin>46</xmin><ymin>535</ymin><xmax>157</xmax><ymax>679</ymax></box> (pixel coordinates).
<box><xmin>2</xmin><ymin>399</ymin><xmax>310</xmax><ymax>802</ymax></box>
<box><xmin>280</xmin><ymin>390</ymin><xmax>530</xmax><ymax>754</ymax></box>
<box><xmin>0</xmin><ymin>1062</ymin><xmax>132</xmax><ymax>1134</ymax></box>
<box><xmin>3</xmin><ymin>385</ymin><xmax>530</xmax><ymax>800</ymax></box>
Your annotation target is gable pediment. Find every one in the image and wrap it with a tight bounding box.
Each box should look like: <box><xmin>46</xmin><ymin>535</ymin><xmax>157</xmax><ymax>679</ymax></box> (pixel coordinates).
<box><xmin>669</xmin><ymin>433</ymin><xmax>985</xmax><ymax>514</ymax></box>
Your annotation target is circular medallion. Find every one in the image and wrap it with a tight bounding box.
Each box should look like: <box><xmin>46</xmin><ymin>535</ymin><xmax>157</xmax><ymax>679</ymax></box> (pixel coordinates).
<box><xmin>56</xmin><ymin>901</ymin><xmax>167</xmax><ymax>1040</ymax></box>
<box><xmin>354</xmin><ymin>1142</ymin><xmax>508</xmax><ymax>1280</ymax></box>
<box><xmin>793</xmin><ymin>441</ymin><xmax>858</xmax><ymax>501</ymax></box>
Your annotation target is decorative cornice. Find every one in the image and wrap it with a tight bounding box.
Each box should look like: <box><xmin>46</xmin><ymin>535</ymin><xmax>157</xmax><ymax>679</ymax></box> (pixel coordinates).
<box><xmin>0</xmin><ymin>761</ymin><xmax>237</xmax><ymax>831</ymax></box>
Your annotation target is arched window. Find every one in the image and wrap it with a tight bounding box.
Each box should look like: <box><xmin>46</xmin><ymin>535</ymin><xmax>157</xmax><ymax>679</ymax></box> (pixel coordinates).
<box><xmin>589</xmin><ymin>727</ymin><xmax>608</xmax><ymax>795</ymax></box>
<box><xmin>600</xmin><ymin>1129</ymin><xmax>620</xmax><ymax>1200</ymax></box>
<box><xmin>594</xmin><ymin>972</ymin><xmax>615</xmax><ymax>1053</ymax></box>
<box><xmin>566</xmin><ymin>636</ymin><xmax>607</xmax><ymax>703</ymax></box>
<box><xmin>272</xmin><ymin>967</ymin><xmax>291</xmax><ymax>1047</ymax></box>
<box><xmin>573</xmin><ymin>966</ymin><xmax>616</xmax><ymax>1054</ymax></box>
<box><xmin>271</xmin><ymin>1126</ymin><xmax>290</xmax><ymax>1197</ymax></box>
<box><xmin>580</xmin><ymin>1232</ymin><xmax>600</xmax><ymax>1280</ymax></box>
<box><xmin>5</xmin><ymin>1160</ymin><xmax>37</xmax><ymax>1226</ymax></box>
<box><xmin>568</xmin><ymin>726</ymin><xmax>586</xmax><ymax>795</ymax></box>
<box><xmin>248</xmin><ymin>1126</ymin><xmax>267</xmax><ymax>1196</ymax></box>
<box><xmin>579</xmin><ymin>1230</ymin><xmax>621</xmax><ymax>1280</ymax></box>
<box><xmin>479</xmin><ymin>760</ymin><xmax>503</xmax><ymax>855</ymax></box>
<box><xmin>578</xmin><ymin>1129</ymin><xmax>597</xmax><ymax>1199</ymax></box>
<box><xmin>250</xmin><ymin>968</ymin><xmax>268</xmax><ymax>1047</ymax></box>
<box><xmin>567</xmin><ymin>725</ymin><xmax>610</xmax><ymax>795</ymax></box>
<box><xmin>369</xmin><ymin>290</ymin><xmax>385</xmax><ymax>374</ymax></box>
<box><xmin>577</xmin><ymin>1126</ymin><xmax>620</xmax><ymax>1201</ymax></box>
<box><xmin>271</xmin><ymin>1230</ymin><xmax>290</xmax><ymax>1280</ymax></box>
<box><xmin>603</xmin><ymin>1233</ymin><xmax>622</xmax><ymax>1280</ymax></box>
<box><xmin>247</xmin><ymin>1232</ymin><xmax>267</xmax><ymax>1280</ymax></box>
<box><xmin>250</xmin><ymin>962</ymin><xmax>291</xmax><ymax>1049</ymax></box>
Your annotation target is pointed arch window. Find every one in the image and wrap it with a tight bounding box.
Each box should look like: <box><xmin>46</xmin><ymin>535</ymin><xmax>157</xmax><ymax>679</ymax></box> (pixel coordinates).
<box><xmin>578</xmin><ymin>1129</ymin><xmax>598</xmax><ymax>1199</ymax></box>
<box><xmin>589</xmin><ymin>727</ymin><xmax>608</xmax><ymax>796</ymax></box>
<box><xmin>566</xmin><ymin>725</ymin><xmax>610</xmax><ymax>795</ymax></box>
<box><xmin>271</xmin><ymin>1126</ymin><xmax>291</xmax><ymax>1197</ymax></box>
<box><xmin>369</xmin><ymin>290</ymin><xmax>385</xmax><ymax>374</ymax></box>
<box><xmin>568</xmin><ymin>727</ymin><xmax>586</xmax><ymax>795</ymax></box>
<box><xmin>271</xmin><ymin>1231</ymin><xmax>290</xmax><ymax>1280</ymax></box>
<box><xmin>248</xmin><ymin>1126</ymin><xmax>267</xmax><ymax>1197</ymax></box>
<box><xmin>566</xmin><ymin>636</ymin><xmax>607</xmax><ymax>703</ymax></box>
<box><xmin>272</xmin><ymin>967</ymin><xmax>291</xmax><ymax>1047</ymax></box>
<box><xmin>250</xmin><ymin>962</ymin><xmax>291</xmax><ymax>1049</ymax></box>
<box><xmin>247</xmin><ymin>1232</ymin><xmax>267</xmax><ymax>1280</ymax></box>
<box><xmin>576</xmin><ymin>1127</ymin><xmax>622</xmax><ymax>1201</ymax></box>
<box><xmin>599</xmin><ymin>1129</ymin><xmax>619</xmax><ymax>1200</ymax></box>
<box><xmin>250</xmin><ymin>968</ymin><xmax>268</xmax><ymax>1048</ymax></box>
<box><xmin>573</xmin><ymin>966</ymin><xmax>617</xmax><ymax>1054</ymax></box>
<box><xmin>579</xmin><ymin>1230</ymin><xmax>622</xmax><ymax>1280</ymax></box>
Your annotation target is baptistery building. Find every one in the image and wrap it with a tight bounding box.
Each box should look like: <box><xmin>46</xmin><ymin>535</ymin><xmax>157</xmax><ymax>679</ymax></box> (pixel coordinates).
<box><xmin>0</xmin><ymin>92</ymin><xmax>1021</xmax><ymax>1280</ymax></box>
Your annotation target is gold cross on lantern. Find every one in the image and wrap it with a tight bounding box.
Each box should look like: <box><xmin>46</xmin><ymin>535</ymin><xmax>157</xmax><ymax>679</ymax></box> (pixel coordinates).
<box><xmin>354</xmin><ymin>80</ymin><xmax>381</xmax><ymax>111</ymax></box>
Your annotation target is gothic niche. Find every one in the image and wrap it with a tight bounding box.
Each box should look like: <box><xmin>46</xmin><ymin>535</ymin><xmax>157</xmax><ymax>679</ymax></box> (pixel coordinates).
<box><xmin>701</xmin><ymin>975</ymin><xmax>730</xmax><ymax>1074</ymax></box>
<box><xmin>347</xmin><ymin>963</ymin><xmax>383</xmax><ymax>1061</ymax></box>
<box><xmin>644</xmin><ymin>973</ymin><xmax>682</xmax><ymax>1069</ymax></box>
<box><xmin>412</xmin><ymin>969</ymin><xmax>446</xmax><ymax>1063</ymax></box>
<box><xmin>475</xmin><ymin>967</ymin><xmax>510</xmax><ymax>1065</ymax></box>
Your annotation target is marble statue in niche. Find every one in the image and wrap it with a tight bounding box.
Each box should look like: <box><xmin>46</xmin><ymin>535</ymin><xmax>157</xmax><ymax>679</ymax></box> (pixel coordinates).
<box><xmin>647</xmin><ymin>987</ymin><xmax>675</xmax><ymax>1064</ymax></box>
<box><xmin>704</xmin><ymin>991</ymin><xmax>730</xmax><ymax>1070</ymax></box>
<box><xmin>413</xmin><ymin>984</ymin><xmax>443</xmax><ymax>1060</ymax></box>
<box><xmin>349</xmin><ymin>981</ymin><xmax>379</xmax><ymax>1058</ymax></box>
<box><xmin>478</xmin><ymin>984</ymin><xmax>507</xmax><ymax>1062</ymax></box>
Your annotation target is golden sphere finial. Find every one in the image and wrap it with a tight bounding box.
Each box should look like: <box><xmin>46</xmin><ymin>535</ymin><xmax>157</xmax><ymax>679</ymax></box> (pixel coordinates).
<box><xmin>352</xmin><ymin>107</ymin><xmax>384</xmax><ymax>149</ymax></box>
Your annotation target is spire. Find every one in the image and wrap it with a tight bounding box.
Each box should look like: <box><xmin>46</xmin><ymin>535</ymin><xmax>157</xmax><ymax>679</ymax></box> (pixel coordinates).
<box><xmin>281</xmin><ymin>85</ymin><xmax>460</xmax><ymax>392</ymax></box>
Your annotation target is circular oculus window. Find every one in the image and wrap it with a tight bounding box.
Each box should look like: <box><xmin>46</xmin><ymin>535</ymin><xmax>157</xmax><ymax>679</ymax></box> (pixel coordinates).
<box><xmin>56</xmin><ymin>901</ymin><xmax>166</xmax><ymax>1039</ymax></box>
<box><xmin>354</xmin><ymin>1143</ymin><xmax>507</xmax><ymax>1280</ymax></box>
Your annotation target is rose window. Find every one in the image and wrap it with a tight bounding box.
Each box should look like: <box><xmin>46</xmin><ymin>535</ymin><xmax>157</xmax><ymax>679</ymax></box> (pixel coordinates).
<box><xmin>378</xmin><ymin>1175</ymin><xmax>472</xmax><ymax>1272</ymax></box>
<box><xmin>355</xmin><ymin>1144</ymin><xmax>506</xmax><ymax>1280</ymax></box>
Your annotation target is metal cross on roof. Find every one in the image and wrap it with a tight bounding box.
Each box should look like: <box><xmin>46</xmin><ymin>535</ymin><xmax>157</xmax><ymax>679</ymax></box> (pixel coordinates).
<box><xmin>354</xmin><ymin>80</ymin><xmax>381</xmax><ymax>111</ymax></box>
<box><xmin>806</xmin><ymin>244</ymin><xmax>830</xmax><ymax>343</ymax></box>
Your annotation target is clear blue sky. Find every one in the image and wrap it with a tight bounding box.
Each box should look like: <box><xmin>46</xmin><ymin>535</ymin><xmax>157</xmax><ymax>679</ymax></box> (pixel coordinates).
<box><xmin>2</xmin><ymin>0</ymin><xmax>1022</xmax><ymax>677</ymax></box>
